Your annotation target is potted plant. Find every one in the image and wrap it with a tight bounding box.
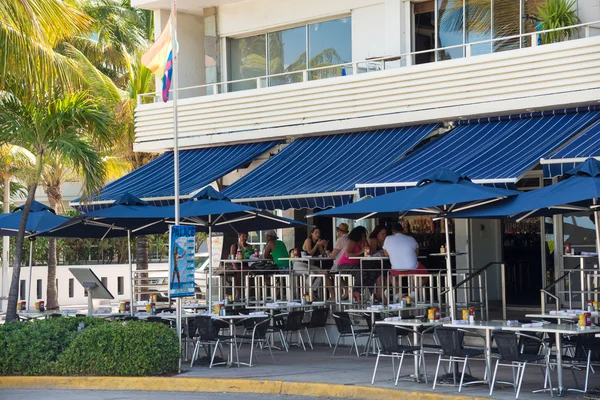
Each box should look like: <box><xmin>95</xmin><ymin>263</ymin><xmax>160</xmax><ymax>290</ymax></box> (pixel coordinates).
<box><xmin>536</xmin><ymin>0</ymin><xmax>581</xmax><ymax>44</ymax></box>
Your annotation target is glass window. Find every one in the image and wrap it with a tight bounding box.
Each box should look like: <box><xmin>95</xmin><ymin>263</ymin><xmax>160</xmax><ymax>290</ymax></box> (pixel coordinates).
<box><xmin>68</xmin><ymin>278</ymin><xmax>74</xmax><ymax>298</ymax></box>
<box><xmin>466</xmin><ymin>0</ymin><xmax>492</xmax><ymax>55</ymax></box>
<box><xmin>117</xmin><ymin>276</ymin><xmax>124</xmax><ymax>295</ymax></box>
<box><xmin>437</xmin><ymin>0</ymin><xmax>464</xmax><ymax>60</ymax></box>
<box><xmin>308</xmin><ymin>18</ymin><xmax>352</xmax><ymax>80</ymax></box>
<box><xmin>37</xmin><ymin>279</ymin><xmax>42</xmax><ymax>300</ymax></box>
<box><xmin>228</xmin><ymin>34</ymin><xmax>266</xmax><ymax>91</ymax></box>
<box><xmin>19</xmin><ymin>280</ymin><xmax>26</xmax><ymax>301</ymax></box>
<box><xmin>268</xmin><ymin>26</ymin><xmax>307</xmax><ymax>87</ymax></box>
<box><xmin>493</xmin><ymin>0</ymin><xmax>521</xmax><ymax>52</ymax></box>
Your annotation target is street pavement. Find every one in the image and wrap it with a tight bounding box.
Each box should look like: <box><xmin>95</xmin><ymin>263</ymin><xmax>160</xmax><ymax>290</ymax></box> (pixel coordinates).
<box><xmin>0</xmin><ymin>390</ymin><xmax>331</xmax><ymax>400</ymax></box>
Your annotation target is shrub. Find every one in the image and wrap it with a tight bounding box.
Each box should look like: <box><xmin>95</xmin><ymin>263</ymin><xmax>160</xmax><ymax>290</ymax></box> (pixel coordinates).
<box><xmin>0</xmin><ymin>317</ymin><xmax>179</xmax><ymax>376</ymax></box>
<box><xmin>55</xmin><ymin>321</ymin><xmax>179</xmax><ymax>376</ymax></box>
<box><xmin>0</xmin><ymin>317</ymin><xmax>105</xmax><ymax>376</ymax></box>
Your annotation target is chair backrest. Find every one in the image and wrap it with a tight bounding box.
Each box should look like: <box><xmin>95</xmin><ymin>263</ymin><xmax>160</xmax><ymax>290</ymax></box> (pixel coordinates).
<box><xmin>195</xmin><ymin>315</ymin><xmax>219</xmax><ymax>341</ymax></box>
<box><xmin>493</xmin><ymin>331</ymin><xmax>522</xmax><ymax>362</ymax></box>
<box><xmin>332</xmin><ymin>312</ymin><xmax>353</xmax><ymax>334</ymax></box>
<box><xmin>252</xmin><ymin>317</ymin><xmax>270</xmax><ymax>339</ymax></box>
<box><xmin>284</xmin><ymin>310</ymin><xmax>305</xmax><ymax>331</ymax></box>
<box><xmin>310</xmin><ymin>308</ymin><xmax>329</xmax><ymax>328</ymax></box>
<box><xmin>123</xmin><ymin>316</ymin><xmax>138</xmax><ymax>321</ymax></box>
<box><xmin>434</xmin><ymin>327</ymin><xmax>465</xmax><ymax>357</ymax></box>
<box><xmin>375</xmin><ymin>324</ymin><xmax>400</xmax><ymax>354</ymax></box>
<box><xmin>519</xmin><ymin>332</ymin><xmax>543</xmax><ymax>355</ymax></box>
<box><xmin>146</xmin><ymin>316</ymin><xmax>165</xmax><ymax>324</ymax></box>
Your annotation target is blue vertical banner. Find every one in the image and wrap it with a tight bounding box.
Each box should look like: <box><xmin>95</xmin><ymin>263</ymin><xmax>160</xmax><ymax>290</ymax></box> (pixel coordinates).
<box><xmin>169</xmin><ymin>225</ymin><xmax>196</xmax><ymax>298</ymax></box>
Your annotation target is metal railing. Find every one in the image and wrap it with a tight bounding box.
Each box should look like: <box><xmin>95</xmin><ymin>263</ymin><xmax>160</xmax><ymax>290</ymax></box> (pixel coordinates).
<box><xmin>442</xmin><ymin>262</ymin><xmax>506</xmax><ymax>320</ymax></box>
<box><xmin>138</xmin><ymin>20</ymin><xmax>600</xmax><ymax>104</ymax></box>
<box><xmin>541</xmin><ymin>270</ymin><xmax>600</xmax><ymax>314</ymax></box>
<box><xmin>540</xmin><ymin>271</ymin><xmax>571</xmax><ymax>314</ymax></box>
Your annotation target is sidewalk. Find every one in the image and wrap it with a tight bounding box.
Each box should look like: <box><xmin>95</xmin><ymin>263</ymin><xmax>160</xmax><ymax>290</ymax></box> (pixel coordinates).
<box><xmin>0</xmin><ymin>340</ymin><xmax>593</xmax><ymax>399</ymax></box>
<box><xmin>178</xmin><ymin>341</ymin><xmax>589</xmax><ymax>400</ymax></box>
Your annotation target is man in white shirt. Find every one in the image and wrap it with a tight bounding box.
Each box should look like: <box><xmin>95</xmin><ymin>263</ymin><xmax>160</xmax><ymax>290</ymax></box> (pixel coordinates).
<box><xmin>383</xmin><ymin>223</ymin><xmax>419</xmax><ymax>272</ymax></box>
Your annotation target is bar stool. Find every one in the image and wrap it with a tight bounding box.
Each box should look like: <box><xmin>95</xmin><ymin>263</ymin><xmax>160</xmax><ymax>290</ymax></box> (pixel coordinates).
<box><xmin>308</xmin><ymin>273</ymin><xmax>328</xmax><ymax>301</ymax></box>
<box><xmin>334</xmin><ymin>273</ymin><xmax>353</xmax><ymax>305</ymax></box>
<box><xmin>245</xmin><ymin>274</ymin><xmax>267</xmax><ymax>303</ymax></box>
<box><xmin>271</xmin><ymin>274</ymin><xmax>292</xmax><ymax>302</ymax></box>
<box><xmin>292</xmin><ymin>274</ymin><xmax>306</xmax><ymax>301</ymax></box>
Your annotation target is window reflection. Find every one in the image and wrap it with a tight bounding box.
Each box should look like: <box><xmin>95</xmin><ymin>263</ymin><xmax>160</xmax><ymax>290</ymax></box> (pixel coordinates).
<box><xmin>227</xmin><ymin>17</ymin><xmax>352</xmax><ymax>91</ymax></box>
<box><xmin>437</xmin><ymin>0</ymin><xmax>464</xmax><ymax>60</ymax></box>
<box><xmin>308</xmin><ymin>18</ymin><xmax>352</xmax><ymax>80</ymax></box>
<box><xmin>228</xmin><ymin>34</ymin><xmax>266</xmax><ymax>92</ymax></box>
<box><xmin>493</xmin><ymin>0</ymin><xmax>521</xmax><ymax>52</ymax></box>
<box><xmin>466</xmin><ymin>0</ymin><xmax>491</xmax><ymax>55</ymax></box>
<box><xmin>268</xmin><ymin>26</ymin><xmax>306</xmax><ymax>87</ymax></box>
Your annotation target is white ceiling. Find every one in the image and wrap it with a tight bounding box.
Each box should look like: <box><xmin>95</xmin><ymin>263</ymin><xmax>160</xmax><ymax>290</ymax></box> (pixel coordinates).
<box><xmin>131</xmin><ymin>0</ymin><xmax>245</xmax><ymax>14</ymax></box>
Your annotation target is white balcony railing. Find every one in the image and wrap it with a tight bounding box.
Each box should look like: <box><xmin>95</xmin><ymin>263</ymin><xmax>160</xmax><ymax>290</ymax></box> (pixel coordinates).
<box><xmin>138</xmin><ymin>20</ymin><xmax>600</xmax><ymax>104</ymax></box>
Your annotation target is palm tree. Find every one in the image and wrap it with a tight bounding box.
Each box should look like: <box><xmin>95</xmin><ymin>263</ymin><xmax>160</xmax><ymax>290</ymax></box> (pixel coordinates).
<box><xmin>0</xmin><ymin>0</ymin><xmax>90</xmax><ymax>100</ymax></box>
<box><xmin>0</xmin><ymin>90</ymin><xmax>114</xmax><ymax>322</ymax></box>
<box><xmin>70</xmin><ymin>0</ymin><xmax>152</xmax><ymax>88</ymax></box>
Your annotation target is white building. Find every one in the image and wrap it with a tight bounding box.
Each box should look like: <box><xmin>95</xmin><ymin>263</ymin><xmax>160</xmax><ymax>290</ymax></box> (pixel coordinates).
<box><xmin>78</xmin><ymin>0</ymin><xmax>600</xmax><ymax>309</ymax></box>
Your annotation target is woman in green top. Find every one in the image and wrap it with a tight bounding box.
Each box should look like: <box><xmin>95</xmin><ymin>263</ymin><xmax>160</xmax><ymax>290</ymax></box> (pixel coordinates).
<box><xmin>264</xmin><ymin>229</ymin><xmax>289</xmax><ymax>269</ymax></box>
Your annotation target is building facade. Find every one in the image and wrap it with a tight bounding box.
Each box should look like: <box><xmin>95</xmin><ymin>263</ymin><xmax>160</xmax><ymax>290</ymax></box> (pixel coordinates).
<box><xmin>99</xmin><ymin>0</ymin><xmax>600</xmax><ymax>307</ymax></box>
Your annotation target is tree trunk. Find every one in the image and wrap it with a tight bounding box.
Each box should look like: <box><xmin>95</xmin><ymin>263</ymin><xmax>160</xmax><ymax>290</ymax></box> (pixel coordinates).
<box><xmin>135</xmin><ymin>235</ymin><xmax>149</xmax><ymax>301</ymax></box>
<box><xmin>45</xmin><ymin>183</ymin><xmax>63</xmax><ymax>311</ymax></box>
<box><xmin>5</xmin><ymin>155</ymin><xmax>42</xmax><ymax>322</ymax></box>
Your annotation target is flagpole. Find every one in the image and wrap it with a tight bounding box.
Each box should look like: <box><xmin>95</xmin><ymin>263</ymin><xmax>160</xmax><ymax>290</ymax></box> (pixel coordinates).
<box><xmin>170</xmin><ymin>0</ymin><xmax>182</xmax><ymax>373</ymax></box>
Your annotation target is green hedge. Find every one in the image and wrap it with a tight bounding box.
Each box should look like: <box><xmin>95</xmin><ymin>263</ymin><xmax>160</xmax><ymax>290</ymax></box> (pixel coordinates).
<box><xmin>55</xmin><ymin>321</ymin><xmax>179</xmax><ymax>376</ymax></box>
<box><xmin>0</xmin><ymin>317</ymin><xmax>178</xmax><ymax>376</ymax></box>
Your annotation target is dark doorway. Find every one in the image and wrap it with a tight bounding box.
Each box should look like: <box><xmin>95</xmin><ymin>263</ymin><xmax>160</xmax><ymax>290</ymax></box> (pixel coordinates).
<box><xmin>502</xmin><ymin>218</ymin><xmax>543</xmax><ymax>305</ymax></box>
<box><xmin>413</xmin><ymin>1</ymin><xmax>435</xmax><ymax>65</ymax></box>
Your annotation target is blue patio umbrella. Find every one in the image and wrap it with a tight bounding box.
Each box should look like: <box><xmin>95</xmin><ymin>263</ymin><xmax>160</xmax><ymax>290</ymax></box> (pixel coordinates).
<box><xmin>42</xmin><ymin>193</ymin><xmax>172</xmax><ymax>239</ymax></box>
<box><xmin>0</xmin><ymin>201</ymin><xmax>68</xmax><ymax>237</ymax></box>
<box><xmin>165</xmin><ymin>186</ymin><xmax>308</xmax><ymax>309</ymax></box>
<box><xmin>449</xmin><ymin>158</ymin><xmax>600</xmax><ymax>276</ymax></box>
<box><xmin>0</xmin><ymin>201</ymin><xmax>69</xmax><ymax>310</ymax></box>
<box><xmin>311</xmin><ymin>169</ymin><xmax>519</xmax><ymax>319</ymax></box>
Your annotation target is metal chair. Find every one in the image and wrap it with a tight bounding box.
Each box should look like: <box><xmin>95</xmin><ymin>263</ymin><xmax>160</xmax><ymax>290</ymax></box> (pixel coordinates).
<box><xmin>563</xmin><ymin>335</ymin><xmax>600</xmax><ymax>394</ymax></box>
<box><xmin>278</xmin><ymin>310</ymin><xmax>307</xmax><ymax>351</ymax></box>
<box><xmin>332</xmin><ymin>312</ymin><xmax>371</xmax><ymax>357</ymax></box>
<box><xmin>303</xmin><ymin>307</ymin><xmax>331</xmax><ymax>349</ymax></box>
<box><xmin>371</xmin><ymin>324</ymin><xmax>424</xmax><ymax>386</ymax></box>
<box><xmin>490</xmin><ymin>331</ymin><xmax>552</xmax><ymax>399</ymax></box>
<box><xmin>235</xmin><ymin>317</ymin><xmax>275</xmax><ymax>366</ymax></box>
<box><xmin>432</xmin><ymin>327</ymin><xmax>486</xmax><ymax>393</ymax></box>
<box><xmin>190</xmin><ymin>315</ymin><xmax>237</xmax><ymax>368</ymax></box>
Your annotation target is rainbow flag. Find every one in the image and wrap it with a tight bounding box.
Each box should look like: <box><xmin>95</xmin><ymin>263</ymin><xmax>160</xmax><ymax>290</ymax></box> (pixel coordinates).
<box><xmin>142</xmin><ymin>16</ymin><xmax>176</xmax><ymax>102</ymax></box>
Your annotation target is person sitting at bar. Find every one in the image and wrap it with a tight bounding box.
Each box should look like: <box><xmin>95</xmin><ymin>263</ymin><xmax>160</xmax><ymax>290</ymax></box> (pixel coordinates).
<box><xmin>383</xmin><ymin>222</ymin><xmax>428</xmax><ymax>286</ymax></box>
<box><xmin>337</xmin><ymin>226</ymin><xmax>373</xmax><ymax>303</ymax></box>
<box><xmin>230</xmin><ymin>231</ymin><xmax>253</xmax><ymax>259</ymax></box>
<box><xmin>293</xmin><ymin>228</ymin><xmax>333</xmax><ymax>300</ymax></box>
<box><xmin>229</xmin><ymin>231</ymin><xmax>253</xmax><ymax>300</ymax></box>
<box><xmin>263</xmin><ymin>229</ymin><xmax>289</xmax><ymax>270</ymax></box>
<box><xmin>366</xmin><ymin>225</ymin><xmax>391</xmax><ymax>303</ymax></box>
<box><xmin>328</xmin><ymin>223</ymin><xmax>350</xmax><ymax>272</ymax></box>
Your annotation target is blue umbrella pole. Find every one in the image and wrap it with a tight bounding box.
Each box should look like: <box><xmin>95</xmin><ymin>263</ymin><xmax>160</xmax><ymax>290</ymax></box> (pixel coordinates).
<box><xmin>444</xmin><ymin>218</ymin><xmax>456</xmax><ymax>320</ymax></box>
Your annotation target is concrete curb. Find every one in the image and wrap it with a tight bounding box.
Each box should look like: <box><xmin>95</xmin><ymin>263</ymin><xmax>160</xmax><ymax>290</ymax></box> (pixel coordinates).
<box><xmin>0</xmin><ymin>376</ymin><xmax>489</xmax><ymax>400</ymax></box>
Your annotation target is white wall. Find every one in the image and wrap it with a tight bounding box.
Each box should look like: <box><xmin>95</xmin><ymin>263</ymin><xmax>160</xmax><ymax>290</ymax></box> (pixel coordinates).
<box><xmin>218</xmin><ymin>0</ymin><xmax>384</xmax><ymax>37</ymax></box>
<box><xmin>352</xmin><ymin>3</ymin><xmax>387</xmax><ymax>61</ymax></box>
<box><xmin>578</xmin><ymin>0</ymin><xmax>600</xmax><ymax>25</ymax></box>
<box><xmin>155</xmin><ymin>10</ymin><xmax>207</xmax><ymax>99</ymax></box>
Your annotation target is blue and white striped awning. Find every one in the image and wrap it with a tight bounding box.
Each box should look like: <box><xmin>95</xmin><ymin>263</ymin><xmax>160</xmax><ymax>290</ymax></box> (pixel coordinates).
<box><xmin>358</xmin><ymin>107</ymin><xmax>600</xmax><ymax>197</ymax></box>
<box><xmin>541</xmin><ymin>119</ymin><xmax>600</xmax><ymax>178</ymax></box>
<box><xmin>223</xmin><ymin>124</ymin><xmax>438</xmax><ymax>210</ymax></box>
<box><xmin>72</xmin><ymin>141</ymin><xmax>279</xmax><ymax>211</ymax></box>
